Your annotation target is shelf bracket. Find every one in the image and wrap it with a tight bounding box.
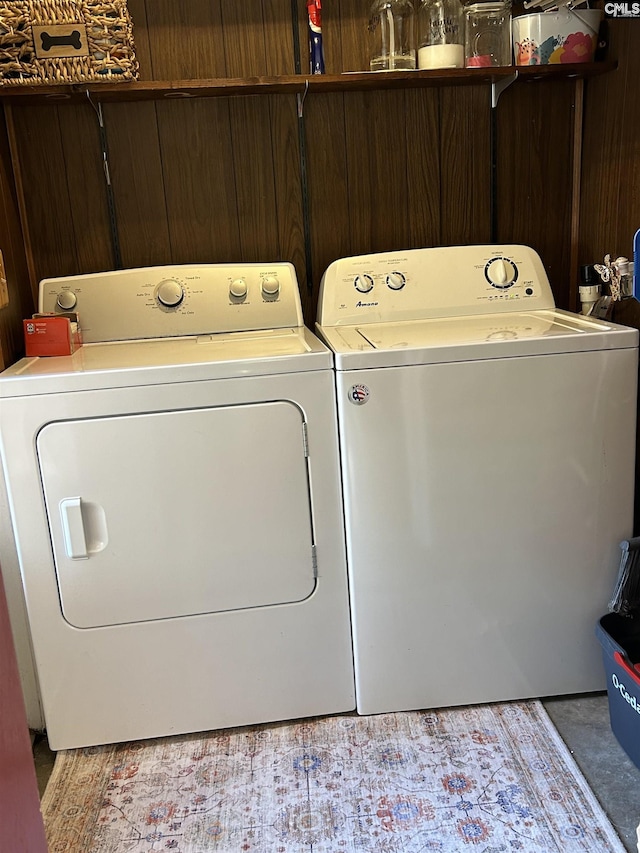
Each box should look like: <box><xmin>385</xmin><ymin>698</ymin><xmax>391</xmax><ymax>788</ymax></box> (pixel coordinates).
<box><xmin>491</xmin><ymin>72</ymin><xmax>517</xmax><ymax>109</ymax></box>
<box><xmin>85</xmin><ymin>89</ymin><xmax>122</xmax><ymax>269</ymax></box>
<box><xmin>296</xmin><ymin>78</ymin><xmax>309</xmax><ymax>118</ymax></box>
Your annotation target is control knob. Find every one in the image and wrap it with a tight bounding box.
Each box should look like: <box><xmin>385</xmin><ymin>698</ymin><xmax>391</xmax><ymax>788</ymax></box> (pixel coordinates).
<box><xmin>156</xmin><ymin>279</ymin><xmax>184</xmax><ymax>307</ymax></box>
<box><xmin>485</xmin><ymin>257</ymin><xmax>517</xmax><ymax>289</ymax></box>
<box><xmin>230</xmin><ymin>278</ymin><xmax>248</xmax><ymax>299</ymax></box>
<box><xmin>354</xmin><ymin>274</ymin><xmax>374</xmax><ymax>293</ymax></box>
<box><xmin>56</xmin><ymin>290</ymin><xmax>77</xmax><ymax>310</ymax></box>
<box><xmin>261</xmin><ymin>276</ymin><xmax>280</xmax><ymax>297</ymax></box>
<box><xmin>386</xmin><ymin>271</ymin><xmax>406</xmax><ymax>290</ymax></box>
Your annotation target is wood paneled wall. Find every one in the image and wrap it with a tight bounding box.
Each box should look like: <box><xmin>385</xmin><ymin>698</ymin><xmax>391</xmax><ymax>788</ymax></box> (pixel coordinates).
<box><xmin>496</xmin><ymin>77</ymin><xmax>580</xmax><ymax>309</ymax></box>
<box><xmin>4</xmin><ymin>0</ymin><xmax>493</xmax><ymax>330</ymax></box>
<box><xmin>580</xmin><ymin>19</ymin><xmax>640</xmax><ymax>268</ymax></box>
<box><xmin>0</xmin><ymin>0</ymin><xmax>635</xmax><ymax>369</ymax></box>
<box><xmin>0</xmin><ymin>110</ymin><xmax>31</xmax><ymax>369</ymax></box>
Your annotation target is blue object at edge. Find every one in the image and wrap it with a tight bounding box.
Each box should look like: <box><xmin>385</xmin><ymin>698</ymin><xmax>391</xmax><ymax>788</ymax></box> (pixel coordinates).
<box><xmin>634</xmin><ymin>229</ymin><xmax>640</xmax><ymax>298</ymax></box>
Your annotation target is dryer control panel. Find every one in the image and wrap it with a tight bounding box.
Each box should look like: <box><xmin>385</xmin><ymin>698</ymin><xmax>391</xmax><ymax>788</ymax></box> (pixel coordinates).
<box><xmin>317</xmin><ymin>245</ymin><xmax>556</xmax><ymax>326</ymax></box>
<box><xmin>39</xmin><ymin>263</ymin><xmax>304</xmax><ymax>343</ymax></box>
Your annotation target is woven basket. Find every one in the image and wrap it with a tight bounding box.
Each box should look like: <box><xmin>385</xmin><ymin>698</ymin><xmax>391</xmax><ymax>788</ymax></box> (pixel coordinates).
<box><xmin>0</xmin><ymin>0</ymin><xmax>138</xmax><ymax>85</ymax></box>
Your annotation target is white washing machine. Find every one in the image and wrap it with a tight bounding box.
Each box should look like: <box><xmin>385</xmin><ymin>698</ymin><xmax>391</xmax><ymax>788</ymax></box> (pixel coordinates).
<box><xmin>0</xmin><ymin>263</ymin><xmax>355</xmax><ymax>749</ymax></box>
<box><xmin>317</xmin><ymin>244</ymin><xmax>638</xmax><ymax>716</ymax></box>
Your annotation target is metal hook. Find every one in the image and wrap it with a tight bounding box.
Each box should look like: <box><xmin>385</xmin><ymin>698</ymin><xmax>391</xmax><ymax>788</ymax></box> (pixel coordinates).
<box><xmin>85</xmin><ymin>87</ymin><xmax>122</xmax><ymax>267</ymax></box>
<box><xmin>85</xmin><ymin>88</ymin><xmax>104</xmax><ymax>128</ymax></box>
<box><xmin>297</xmin><ymin>79</ymin><xmax>309</xmax><ymax>119</ymax></box>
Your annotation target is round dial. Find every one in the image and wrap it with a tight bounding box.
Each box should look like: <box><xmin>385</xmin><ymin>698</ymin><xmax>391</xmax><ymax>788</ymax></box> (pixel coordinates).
<box><xmin>485</xmin><ymin>257</ymin><xmax>518</xmax><ymax>289</ymax></box>
<box><xmin>230</xmin><ymin>278</ymin><xmax>248</xmax><ymax>299</ymax></box>
<box><xmin>56</xmin><ymin>290</ymin><xmax>77</xmax><ymax>310</ymax></box>
<box><xmin>156</xmin><ymin>279</ymin><xmax>184</xmax><ymax>307</ymax></box>
<box><xmin>354</xmin><ymin>274</ymin><xmax>374</xmax><ymax>293</ymax></box>
<box><xmin>261</xmin><ymin>276</ymin><xmax>280</xmax><ymax>296</ymax></box>
<box><xmin>386</xmin><ymin>271</ymin><xmax>406</xmax><ymax>291</ymax></box>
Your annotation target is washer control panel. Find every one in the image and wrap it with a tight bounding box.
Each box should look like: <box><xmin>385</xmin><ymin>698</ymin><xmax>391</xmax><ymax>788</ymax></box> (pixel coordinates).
<box><xmin>39</xmin><ymin>263</ymin><xmax>303</xmax><ymax>343</ymax></box>
<box><xmin>317</xmin><ymin>245</ymin><xmax>556</xmax><ymax>326</ymax></box>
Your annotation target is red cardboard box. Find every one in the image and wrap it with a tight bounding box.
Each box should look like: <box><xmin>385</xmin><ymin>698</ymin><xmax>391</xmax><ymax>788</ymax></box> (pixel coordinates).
<box><xmin>24</xmin><ymin>314</ymin><xmax>82</xmax><ymax>357</ymax></box>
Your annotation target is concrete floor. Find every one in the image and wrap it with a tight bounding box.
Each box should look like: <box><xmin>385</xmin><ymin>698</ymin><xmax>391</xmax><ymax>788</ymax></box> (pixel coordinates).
<box><xmin>543</xmin><ymin>693</ymin><xmax>640</xmax><ymax>853</ymax></box>
<box><xmin>33</xmin><ymin>692</ymin><xmax>639</xmax><ymax>851</ymax></box>
<box><xmin>32</xmin><ymin>732</ymin><xmax>55</xmax><ymax>799</ymax></box>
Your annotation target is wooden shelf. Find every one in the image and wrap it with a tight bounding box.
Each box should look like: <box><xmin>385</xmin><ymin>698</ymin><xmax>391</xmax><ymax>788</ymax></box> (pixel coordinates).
<box><xmin>0</xmin><ymin>62</ymin><xmax>617</xmax><ymax>105</ymax></box>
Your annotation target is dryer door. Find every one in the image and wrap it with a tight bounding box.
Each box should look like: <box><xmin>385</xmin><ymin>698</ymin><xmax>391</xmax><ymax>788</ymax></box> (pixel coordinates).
<box><xmin>36</xmin><ymin>401</ymin><xmax>316</xmax><ymax>628</ymax></box>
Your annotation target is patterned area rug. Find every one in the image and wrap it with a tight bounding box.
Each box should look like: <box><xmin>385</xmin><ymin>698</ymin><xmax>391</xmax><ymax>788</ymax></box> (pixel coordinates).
<box><xmin>42</xmin><ymin>701</ymin><xmax>626</xmax><ymax>852</ymax></box>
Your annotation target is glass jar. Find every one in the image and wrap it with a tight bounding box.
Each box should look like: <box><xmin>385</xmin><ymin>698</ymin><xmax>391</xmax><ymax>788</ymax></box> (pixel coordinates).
<box><xmin>368</xmin><ymin>0</ymin><xmax>417</xmax><ymax>71</ymax></box>
<box><xmin>418</xmin><ymin>0</ymin><xmax>465</xmax><ymax>70</ymax></box>
<box><xmin>464</xmin><ymin>0</ymin><xmax>512</xmax><ymax>67</ymax></box>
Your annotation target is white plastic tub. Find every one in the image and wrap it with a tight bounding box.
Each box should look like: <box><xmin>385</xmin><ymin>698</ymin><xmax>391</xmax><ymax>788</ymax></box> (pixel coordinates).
<box><xmin>512</xmin><ymin>8</ymin><xmax>602</xmax><ymax>65</ymax></box>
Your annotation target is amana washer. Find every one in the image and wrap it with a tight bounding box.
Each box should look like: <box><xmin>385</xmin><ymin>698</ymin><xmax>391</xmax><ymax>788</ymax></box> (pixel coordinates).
<box><xmin>0</xmin><ymin>263</ymin><xmax>355</xmax><ymax>749</ymax></box>
<box><xmin>317</xmin><ymin>244</ymin><xmax>638</xmax><ymax>716</ymax></box>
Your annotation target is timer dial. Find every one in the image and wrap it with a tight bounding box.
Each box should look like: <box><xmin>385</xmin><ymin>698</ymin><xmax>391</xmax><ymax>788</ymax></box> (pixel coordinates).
<box><xmin>485</xmin><ymin>257</ymin><xmax>518</xmax><ymax>290</ymax></box>
<box><xmin>156</xmin><ymin>279</ymin><xmax>184</xmax><ymax>307</ymax></box>
<box><xmin>56</xmin><ymin>290</ymin><xmax>77</xmax><ymax>310</ymax></box>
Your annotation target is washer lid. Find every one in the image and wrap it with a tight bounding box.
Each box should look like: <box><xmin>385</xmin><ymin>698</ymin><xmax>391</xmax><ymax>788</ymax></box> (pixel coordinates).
<box><xmin>0</xmin><ymin>327</ymin><xmax>331</xmax><ymax>397</ymax></box>
<box><xmin>319</xmin><ymin>310</ymin><xmax>639</xmax><ymax>369</ymax></box>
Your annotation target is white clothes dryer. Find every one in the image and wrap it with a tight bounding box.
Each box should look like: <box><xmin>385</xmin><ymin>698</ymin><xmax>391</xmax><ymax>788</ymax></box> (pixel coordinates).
<box><xmin>0</xmin><ymin>263</ymin><xmax>355</xmax><ymax>749</ymax></box>
<box><xmin>317</xmin><ymin>244</ymin><xmax>638</xmax><ymax>716</ymax></box>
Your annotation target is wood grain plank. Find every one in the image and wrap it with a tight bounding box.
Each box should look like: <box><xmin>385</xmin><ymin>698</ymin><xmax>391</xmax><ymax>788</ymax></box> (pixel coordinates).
<box><xmin>155</xmin><ymin>98</ymin><xmax>241</xmax><ymax>264</ymax></box>
<box><xmin>0</xmin><ymin>66</ymin><xmax>615</xmax><ymax>106</ymax></box>
<box><xmin>439</xmin><ymin>86</ymin><xmax>491</xmax><ymax>247</ymax></box>
<box><xmin>569</xmin><ymin>78</ymin><xmax>584</xmax><ymax>311</ymax></box>
<box><xmin>496</xmin><ymin>81</ymin><xmax>574</xmax><ymax>308</ymax></box>
<box><xmin>294</xmin><ymin>0</ymin><xmax>310</xmax><ymax>75</ymax></box>
<box><xmin>103</xmin><ymin>102</ymin><xmax>172</xmax><ymax>268</ymax></box>
<box><xmin>404</xmin><ymin>88</ymin><xmax>441</xmax><ymax>248</ymax></box>
<box><xmin>267</xmin><ymin>95</ymin><xmax>307</xmax><ymax>311</ymax></box>
<box><xmin>57</xmin><ymin>105</ymin><xmax>114</xmax><ymax>273</ymax></box>
<box><xmin>579</xmin><ymin>22</ymin><xmax>627</xmax><ymax>267</ymax></box>
<box><xmin>124</xmin><ymin>0</ymin><xmax>152</xmax><ymax>80</ymax></box>
<box><xmin>220</xmin><ymin>2</ymin><xmax>269</xmax><ymax>77</ymax></box>
<box><xmin>343</xmin><ymin>90</ymin><xmax>412</xmax><ymax>255</ymax></box>
<box><xmin>614</xmin><ymin>18</ymin><xmax>640</xmax><ymax>259</ymax></box>
<box><xmin>263</xmin><ymin>0</ymin><xmax>297</xmax><ymax>75</ymax></box>
<box><xmin>304</xmin><ymin>93</ymin><xmax>351</xmax><ymax>316</ymax></box>
<box><xmin>580</xmin><ymin>20</ymin><xmax>639</xmax><ymax>265</ymax></box>
<box><xmin>338</xmin><ymin>0</ymin><xmax>369</xmax><ymax>73</ymax></box>
<box><xmin>0</xmin><ymin>109</ymin><xmax>34</xmax><ymax>365</ymax></box>
<box><xmin>228</xmin><ymin>97</ymin><xmax>281</xmax><ymax>261</ymax></box>
<box><xmin>7</xmin><ymin>105</ymin><xmax>79</xmax><ymax>284</ymax></box>
<box><xmin>144</xmin><ymin>0</ymin><xmax>226</xmax><ymax>79</ymax></box>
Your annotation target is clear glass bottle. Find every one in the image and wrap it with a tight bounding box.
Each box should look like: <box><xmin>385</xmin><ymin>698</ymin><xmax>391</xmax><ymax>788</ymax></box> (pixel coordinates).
<box><xmin>368</xmin><ymin>0</ymin><xmax>417</xmax><ymax>72</ymax></box>
<box><xmin>418</xmin><ymin>0</ymin><xmax>464</xmax><ymax>70</ymax></box>
<box><xmin>464</xmin><ymin>0</ymin><xmax>512</xmax><ymax>67</ymax></box>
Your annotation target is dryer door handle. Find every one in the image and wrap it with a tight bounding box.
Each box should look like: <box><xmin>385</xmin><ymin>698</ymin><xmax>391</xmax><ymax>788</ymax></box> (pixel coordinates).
<box><xmin>60</xmin><ymin>497</ymin><xmax>88</xmax><ymax>560</ymax></box>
